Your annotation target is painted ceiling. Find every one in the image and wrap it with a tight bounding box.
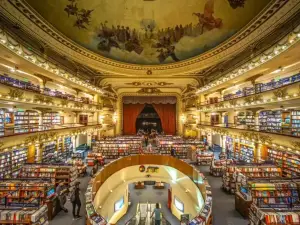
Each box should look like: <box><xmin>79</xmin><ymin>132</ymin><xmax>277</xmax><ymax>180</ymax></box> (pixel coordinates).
<box><xmin>25</xmin><ymin>0</ymin><xmax>271</xmax><ymax>65</ymax></box>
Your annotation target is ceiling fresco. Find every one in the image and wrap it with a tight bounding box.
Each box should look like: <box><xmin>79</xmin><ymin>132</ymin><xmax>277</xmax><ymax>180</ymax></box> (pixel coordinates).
<box><xmin>25</xmin><ymin>0</ymin><xmax>271</xmax><ymax>65</ymax></box>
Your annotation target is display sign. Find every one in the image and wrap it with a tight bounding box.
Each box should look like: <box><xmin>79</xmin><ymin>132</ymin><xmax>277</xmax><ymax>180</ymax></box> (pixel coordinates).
<box><xmin>174</xmin><ymin>196</ymin><xmax>184</xmax><ymax>212</ymax></box>
<box><xmin>114</xmin><ymin>197</ymin><xmax>124</xmax><ymax>212</ymax></box>
<box><xmin>139</xmin><ymin>165</ymin><xmax>159</xmax><ymax>173</ymax></box>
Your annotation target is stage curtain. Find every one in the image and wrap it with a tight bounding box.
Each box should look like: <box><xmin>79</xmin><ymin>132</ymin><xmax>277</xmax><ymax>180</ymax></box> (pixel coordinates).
<box><xmin>153</xmin><ymin>104</ymin><xmax>176</xmax><ymax>135</ymax></box>
<box><xmin>123</xmin><ymin>104</ymin><xmax>145</xmax><ymax>135</ymax></box>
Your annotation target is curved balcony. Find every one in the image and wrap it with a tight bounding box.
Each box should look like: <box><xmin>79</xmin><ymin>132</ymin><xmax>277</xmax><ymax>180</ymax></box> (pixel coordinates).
<box><xmin>196</xmin><ymin>122</ymin><xmax>300</xmax><ymax>138</ymax></box>
<box><xmin>87</xmin><ymin>155</ymin><xmax>212</xmax><ymax>225</ymax></box>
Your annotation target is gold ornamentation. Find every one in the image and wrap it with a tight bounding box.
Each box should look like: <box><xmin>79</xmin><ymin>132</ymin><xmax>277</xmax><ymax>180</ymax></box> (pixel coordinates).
<box><xmin>252</xmin><ymin>94</ymin><xmax>262</xmax><ymax>102</ymax></box>
<box><xmin>215</xmin><ymin>102</ymin><xmax>224</xmax><ymax>108</ymax></box>
<box><xmin>273</xmin><ymin>87</ymin><xmax>288</xmax><ymax>98</ymax></box>
<box><xmin>7</xmin><ymin>88</ymin><xmax>24</xmax><ymax>99</ymax></box>
<box><xmin>244</xmin><ymin>96</ymin><xmax>252</xmax><ymax>104</ymax></box>
<box><xmin>291</xmin><ymin>141</ymin><xmax>300</xmax><ymax>150</ymax></box>
<box><xmin>137</xmin><ymin>88</ymin><xmax>162</xmax><ymax>94</ymax></box>
<box><xmin>229</xmin><ymin>99</ymin><xmax>237</xmax><ymax>106</ymax></box>
<box><xmin>34</xmin><ymin>95</ymin><xmax>54</xmax><ymax>104</ymax></box>
<box><xmin>212</xmin><ymin>127</ymin><xmax>229</xmax><ymax>136</ymax></box>
<box><xmin>74</xmin><ymin>102</ymin><xmax>84</xmax><ymax>108</ymax></box>
<box><xmin>25</xmin><ymin>132</ymin><xmax>58</xmax><ymax>143</ymax></box>
<box><xmin>61</xmin><ymin>99</ymin><xmax>68</xmax><ymax>106</ymax></box>
<box><xmin>239</xmin><ymin>132</ymin><xmax>272</xmax><ymax>143</ymax></box>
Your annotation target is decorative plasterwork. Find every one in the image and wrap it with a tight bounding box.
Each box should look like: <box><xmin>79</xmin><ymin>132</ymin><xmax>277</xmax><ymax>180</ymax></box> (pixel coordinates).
<box><xmin>196</xmin><ymin>124</ymin><xmax>300</xmax><ymax>152</ymax></box>
<box><xmin>0</xmin><ymin>124</ymin><xmax>104</xmax><ymax>152</ymax></box>
<box><xmin>0</xmin><ymin>0</ymin><xmax>299</xmax><ymax>75</ymax></box>
<box><xmin>116</xmin><ymin>92</ymin><xmax>182</xmax><ymax>135</ymax></box>
<box><xmin>0</xmin><ymin>28</ymin><xmax>107</xmax><ymax>96</ymax></box>
<box><xmin>137</xmin><ymin>88</ymin><xmax>162</xmax><ymax>94</ymax></box>
<box><xmin>125</xmin><ymin>81</ymin><xmax>173</xmax><ymax>87</ymax></box>
<box><xmin>196</xmin><ymin>25</ymin><xmax>300</xmax><ymax>94</ymax></box>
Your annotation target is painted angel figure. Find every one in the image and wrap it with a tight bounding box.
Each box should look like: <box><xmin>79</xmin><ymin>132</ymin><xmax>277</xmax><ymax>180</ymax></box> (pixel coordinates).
<box><xmin>193</xmin><ymin>0</ymin><xmax>223</xmax><ymax>35</ymax></box>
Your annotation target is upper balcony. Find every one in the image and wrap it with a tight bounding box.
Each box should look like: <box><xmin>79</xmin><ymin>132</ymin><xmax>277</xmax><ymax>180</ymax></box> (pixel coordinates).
<box><xmin>198</xmin><ymin>72</ymin><xmax>300</xmax><ymax>108</ymax></box>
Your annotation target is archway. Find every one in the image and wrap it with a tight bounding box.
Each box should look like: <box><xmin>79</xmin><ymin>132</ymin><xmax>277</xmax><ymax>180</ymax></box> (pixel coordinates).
<box><xmin>136</xmin><ymin>104</ymin><xmax>162</xmax><ymax>133</ymax></box>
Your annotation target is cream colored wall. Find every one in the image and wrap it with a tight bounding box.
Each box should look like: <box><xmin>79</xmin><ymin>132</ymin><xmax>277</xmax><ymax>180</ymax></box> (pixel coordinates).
<box><xmin>94</xmin><ymin>165</ymin><xmax>204</xmax><ymax>223</ymax></box>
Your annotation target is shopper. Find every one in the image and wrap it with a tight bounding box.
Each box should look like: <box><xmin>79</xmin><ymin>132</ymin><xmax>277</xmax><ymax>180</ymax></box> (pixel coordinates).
<box><xmin>171</xmin><ymin>146</ymin><xmax>176</xmax><ymax>157</ymax></box>
<box><xmin>71</xmin><ymin>181</ymin><xmax>82</xmax><ymax>220</ymax></box>
<box><xmin>151</xmin><ymin>203</ymin><xmax>162</xmax><ymax>225</ymax></box>
<box><xmin>56</xmin><ymin>182</ymin><xmax>68</xmax><ymax>213</ymax></box>
<box><xmin>145</xmin><ymin>135</ymin><xmax>149</xmax><ymax>147</ymax></box>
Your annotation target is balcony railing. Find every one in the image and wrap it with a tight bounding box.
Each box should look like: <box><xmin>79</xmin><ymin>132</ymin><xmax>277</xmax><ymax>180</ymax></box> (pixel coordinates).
<box><xmin>199</xmin><ymin>74</ymin><xmax>300</xmax><ymax>106</ymax></box>
<box><xmin>0</xmin><ymin>75</ymin><xmax>100</xmax><ymax>106</ymax></box>
<box><xmin>0</xmin><ymin>122</ymin><xmax>101</xmax><ymax>138</ymax></box>
<box><xmin>198</xmin><ymin>122</ymin><xmax>300</xmax><ymax>137</ymax></box>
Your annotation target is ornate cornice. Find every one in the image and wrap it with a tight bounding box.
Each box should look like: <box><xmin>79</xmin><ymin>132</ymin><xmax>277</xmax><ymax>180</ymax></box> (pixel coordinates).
<box><xmin>0</xmin><ymin>0</ymin><xmax>299</xmax><ymax>75</ymax></box>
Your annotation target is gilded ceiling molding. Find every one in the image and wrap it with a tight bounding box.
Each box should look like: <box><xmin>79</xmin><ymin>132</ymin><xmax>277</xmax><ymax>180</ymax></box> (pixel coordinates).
<box><xmin>116</xmin><ymin>92</ymin><xmax>182</xmax><ymax>135</ymax></box>
<box><xmin>0</xmin><ymin>0</ymin><xmax>298</xmax><ymax>75</ymax></box>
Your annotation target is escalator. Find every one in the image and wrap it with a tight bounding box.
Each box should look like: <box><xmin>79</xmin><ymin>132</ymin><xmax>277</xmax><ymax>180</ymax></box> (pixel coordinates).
<box><xmin>125</xmin><ymin>202</ymin><xmax>171</xmax><ymax>225</ymax></box>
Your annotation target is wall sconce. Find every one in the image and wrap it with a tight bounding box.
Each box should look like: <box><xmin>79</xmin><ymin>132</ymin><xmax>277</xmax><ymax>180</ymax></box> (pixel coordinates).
<box><xmin>113</xmin><ymin>112</ymin><xmax>117</xmax><ymax>124</ymax></box>
<box><xmin>99</xmin><ymin>115</ymin><xmax>104</xmax><ymax>124</ymax></box>
<box><xmin>181</xmin><ymin>114</ymin><xmax>186</xmax><ymax>124</ymax></box>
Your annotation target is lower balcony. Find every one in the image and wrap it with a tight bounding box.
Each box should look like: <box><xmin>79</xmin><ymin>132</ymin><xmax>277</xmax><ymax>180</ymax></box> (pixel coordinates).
<box><xmin>196</xmin><ymin>122</ymin><xmax>300</xmax><ymax>137</ymax></box>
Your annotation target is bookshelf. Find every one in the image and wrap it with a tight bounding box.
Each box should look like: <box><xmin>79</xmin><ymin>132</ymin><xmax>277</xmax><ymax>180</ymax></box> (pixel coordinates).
<box><xmin>64</xmin><ymin>137</ymin><xmax>73</xmax><ymax>158</ymax></box>
<box><xmin>14</xmin><ymin>110</ymin><xmax>39</xmax><ymax>134</ymax></box>
<box><xmin>197</xmin><ymin>151</ymin><xmax>214</xmax><ymax>165</ymax></box>
<box><xmin>0</xmin><ymin>147</ymin><xmax>28</xmax><ymax>179</ymax></box>
<box><xmin>268</xmin><ymin>148</ymin><xmax>300</xmax><ymax>178</ymax></box>
<box><xmin>291</xmin><ymin>110</ymin><xmax>300</xmax><ymax>136</ymax></box>
<box><xmin>0</xmin><ymin>180</ymin><xmax>55</xmax><ymax>208</ymax></box>
<box><xmin>249</xmin><ymin>204</ymin><xmax>300</xmax><ymax>225</ymax></box>
<box><xmin>42</xmin><ymin>112</ymin><xmax>61</xmax><ymax>126</ymax></box>
<box><xmin>0</xmin><ymin>205</ymin><xmax>48</xmax><ymax>225</ymax></box>
<box><xmin>19</xmin><ymin>164</ymin><xmax>78</xmax><ymax>188</ymax></box>
<box><xmin>259</xmin><ymin>110</ymin><xmax>282</xmax><ymax>133</ymax></box>
<box><xmin>11</xmin><ymin>147</ymin><xmax>28</xmax><ymax>178</ymax></box>
<box><xmin>222</xmin><ymin>165</ymin><xmax>282</xmax><ymax>194</ymax></box>
<box><xmin>157</xmin><ymin>137</ymin><xmax>204</xmax><ymax>159</ymax></box>
<box><xmin>0</xmin><ymin>109</ymin><xmax>4</xmax><ymax>136</ymax></box>
<box><xmin>41</xmin><ymin>142</ymin><xmax>57</xmax><ymax>163</ymax></box>
<box><xmin>92</xmin><ymin>137</ymin><xmax>142</xmax><ymax>159</ymax></box>
<box><xmin>210</xmin><ymin>159</ymin><xmax>233</xmax><ymax>177</ymax></box>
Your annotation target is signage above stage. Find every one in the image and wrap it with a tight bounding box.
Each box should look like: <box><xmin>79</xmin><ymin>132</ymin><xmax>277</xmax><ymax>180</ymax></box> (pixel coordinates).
<box><xmin>139</xmin><ymin>165</ymin><xmax>159</xmax><ymax>173</ymax></box>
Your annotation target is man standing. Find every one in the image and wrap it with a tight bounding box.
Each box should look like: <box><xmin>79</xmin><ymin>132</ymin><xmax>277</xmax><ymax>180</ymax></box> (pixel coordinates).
<box><xmin>71</xmin><ymin>181</ymin><xmax>82</xmax><ymax>220</ymax></box>
<box><xmin>151</xmin><ymin>203</ymin><xmax>162</xmax><ymax>225</ymax></box>
<box><xmin>56</xmin><ymin>182</ymin><xmax>68</xmax><ymax>213</ymax></box>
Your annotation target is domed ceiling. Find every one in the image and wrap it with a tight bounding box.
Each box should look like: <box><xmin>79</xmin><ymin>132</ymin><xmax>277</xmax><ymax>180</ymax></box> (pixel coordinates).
<box><xmin>25</xmin><ymin>0</ymin><xmax>271</xmax><ymax>65</ymax></box>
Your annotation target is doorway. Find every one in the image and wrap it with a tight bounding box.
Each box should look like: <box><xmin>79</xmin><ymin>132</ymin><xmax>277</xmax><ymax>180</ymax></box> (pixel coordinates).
<box><xmin>136</xmin><ymin>104</ymin><xmax>162</xmax><ymax>133</ymax></box>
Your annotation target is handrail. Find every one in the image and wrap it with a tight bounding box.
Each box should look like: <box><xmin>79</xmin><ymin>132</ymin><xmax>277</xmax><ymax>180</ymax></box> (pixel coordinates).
<box><xmin>0</xmin><ymin>78</ymin><xmax>101</xmax><ymax>106</ymax></box>
<box><xmin>0</xmin><ymin>122</ymin><xmax>102</xmax><ymax>138</ymax></box>
<box><xmin>197</xmin><ymin>122</ymin><xmax>300</xmax><ymax>137</ymax></box>
<box><xmin>197</xmin><ymin>78</ymin><xmax>300</xmax><ymax>106</ymax></box>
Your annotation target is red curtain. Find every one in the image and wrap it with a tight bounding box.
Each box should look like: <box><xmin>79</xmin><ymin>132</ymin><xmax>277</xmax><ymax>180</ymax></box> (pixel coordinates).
<box><xmin>123</xmin><ymin>104</ymin><xmax>145</xmax><ymax>135</ymax></box>
<box><xmin>153</xmin><ymin>104</ymin><xmax>176</xmax><ymax>135</ymax></box>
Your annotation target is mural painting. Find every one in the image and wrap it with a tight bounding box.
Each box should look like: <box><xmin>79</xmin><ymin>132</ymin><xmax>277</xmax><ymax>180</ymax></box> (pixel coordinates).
<box><xmin>25</xmin><ymin>0</ymin><xmax>271</xmax><ymax>64</ymax></box>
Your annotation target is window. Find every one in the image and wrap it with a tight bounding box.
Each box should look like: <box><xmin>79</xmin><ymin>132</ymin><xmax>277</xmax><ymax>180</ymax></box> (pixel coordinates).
<box><xmin>114</xmin><ymin>197</ymin><xmax>124</xmax><ymax>212</ymax></box>
<box><xmin>174</xmin><ymin>196</ymin><xmax>184</xmax><ymax>212</ymax></box>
